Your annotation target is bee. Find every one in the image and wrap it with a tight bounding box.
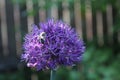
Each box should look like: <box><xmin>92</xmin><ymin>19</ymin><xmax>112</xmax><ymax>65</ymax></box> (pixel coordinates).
<box><xmin>38</xmin><ymin>32</ymin><xmax>46</xmax><ymax>44</ymax></box>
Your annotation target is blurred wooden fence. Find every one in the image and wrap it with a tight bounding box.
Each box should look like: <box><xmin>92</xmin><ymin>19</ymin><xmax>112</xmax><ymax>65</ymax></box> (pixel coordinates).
<box><xmin>0</xmin><ymin>0</ymin><xmax>119</xmax><ymax>75</ymax></box>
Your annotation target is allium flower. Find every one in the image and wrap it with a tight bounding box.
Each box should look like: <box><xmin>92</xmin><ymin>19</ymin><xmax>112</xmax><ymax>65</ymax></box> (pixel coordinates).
<box><xmin>21</xmin><ymin>19</ymin><xmax>85</xmax><ymax>70</ymax></box>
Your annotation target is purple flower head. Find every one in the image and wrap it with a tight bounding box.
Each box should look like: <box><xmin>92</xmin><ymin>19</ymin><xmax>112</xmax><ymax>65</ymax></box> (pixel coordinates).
<box><xmin>21</xmin><ymin>19</ymin><xmax>85</xmax><ymax>70</ymax></box>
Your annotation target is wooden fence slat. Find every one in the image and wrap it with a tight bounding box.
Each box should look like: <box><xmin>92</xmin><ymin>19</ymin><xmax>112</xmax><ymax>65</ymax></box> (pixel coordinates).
<box><xmin>5</xmin><ymin>0</ymin><xmax>16</xmax><ymax>56</ymax></box>
<box><xmin>112</xmin><ymin>7</ymin><xmax>118</xmax><ymax>45</ymax></box>
<box><xmin>62</xmin><ymin>1</ymin><xmax>70</xmax><ymax>24</ymax></box>
<box><xmin>85</xmin><ymin>0</ymin><xmax>93</xmax><ymax>41</ymax></box>
<box><xmin>102</xmin><ymin>10</ymin><xmax>108</xmax><ymax>45</ymax></box>
<box><xmin>33</xmin><ymin>0</ymin><xmax>40</xmax><ymax>25</ymax></box>
<box><xmin>74</xmin><ymin>0</ymin><xmax>83</xmax><ymax>38</ymax></box>
<box><xmin>26</xmin><ymin>0</ymin><xmax>34</xmax><ymax>32</ymax></box>
<box><xmin>46</xmin><ymin>0</ymin><xmax>51</xmax><ymax>18</ymax></box>
<box><xmin>0</xmin><ymin>12</ymin><xmax>3</xmax><ymax>57</ymax></box>
<box><xmin>112</xmin><ymin>5</ymin><xmax>120</xmax><ymax>45</ymax></box>
<box><xmin>112</xmin><ymin>6</ymin><xmax>119</xmax><ymax>53</ymax></box>
<box><xmin>96</xmin><ymin>11</ymin><xmax>104</xmax><ymax>46</ymax></box>
<box><xmin>91</xmin><ymin>3</ymin><xmax>97</xmax><ymax>44</ymax></box>
<box><xmin>58</xmin><ymin>1</ymin><xmax>63</xmax><ymax>19</ymax></box>
<box><xmin>38</xmin><ymin>0</ymin><xmax>46</xmax><ymax>22</ymax></box>
<box><xmin>0</xmin><ymin>0</ymin><xmax>9</xmax><ymax>56</ymax></box>
<box><xmin>51</xmin><ymin>0</ymin><xmax>58</xmax><ymax>19</ymax></box>
<box><xmin>69</xmin><ymin>1</ymin><xmax>75</xmax><ymax>27</ymax></box>
<box><xmin>106</xmin><ymin>4</ymin><xmax>113</xmax><ymax>45</ymax></box>
<box><xmin>19</xmin><ymin>1</ymin><xmax>28</xmax><ymax>40</ymax></box>
<box><xmin>80</xmin><ymin>0</ymin><xmax>87</xmax><ymax>42</ymax></box>
<box><xmin>13</xmin><ymin>2</ymin><xmax>22</xmax><ymax>56</ymax></box>
<box><xmin>0</xmin><ymin>1</ymin><xmax>3</xmax><ymax>57</ymax></box>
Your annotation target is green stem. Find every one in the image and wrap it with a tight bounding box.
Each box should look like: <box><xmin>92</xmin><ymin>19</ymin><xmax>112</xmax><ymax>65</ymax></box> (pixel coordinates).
<box><xmin>50</xmin><ymin>70</ymin><xmax>56</xmax><ymax>80</ymax></box>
